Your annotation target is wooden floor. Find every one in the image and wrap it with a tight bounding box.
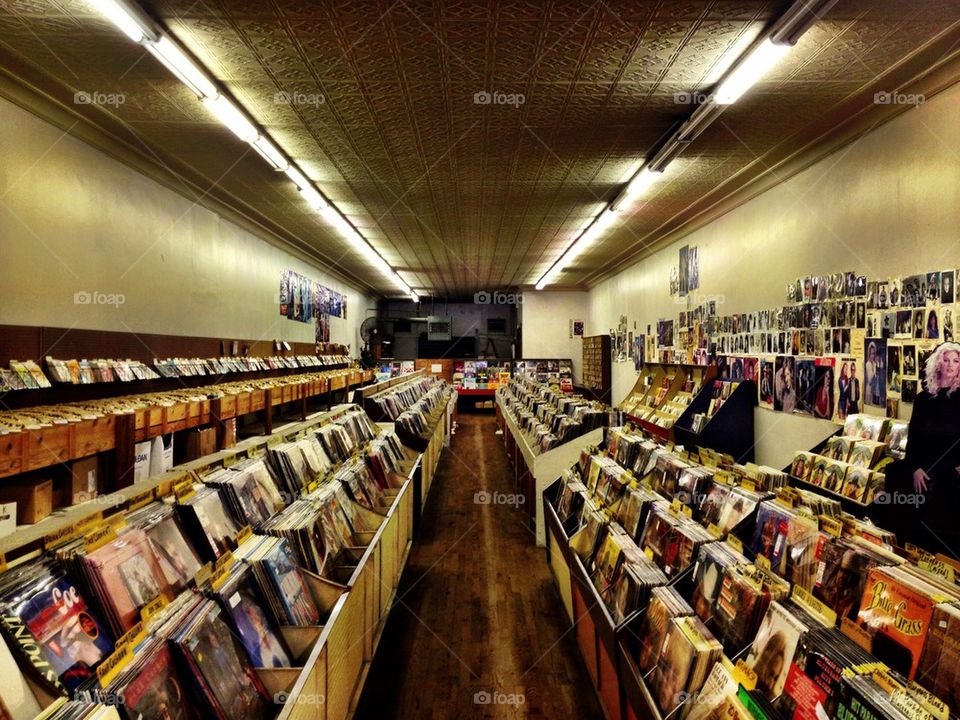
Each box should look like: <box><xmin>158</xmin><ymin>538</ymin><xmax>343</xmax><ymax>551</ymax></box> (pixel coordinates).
<box><xmin>354</xmin><ymin>413</ymin><xmax>605</xmax><ymax>720</ymax></box>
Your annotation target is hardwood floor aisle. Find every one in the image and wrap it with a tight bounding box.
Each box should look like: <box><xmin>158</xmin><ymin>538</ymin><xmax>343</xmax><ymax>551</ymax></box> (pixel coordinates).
<box><xmin>354</xmin><ymin>414</ymin><xmax>605</xmax><ymax>720</ymax></box>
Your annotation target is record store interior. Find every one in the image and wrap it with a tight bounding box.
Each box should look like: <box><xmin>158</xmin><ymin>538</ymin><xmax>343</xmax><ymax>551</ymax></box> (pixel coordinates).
<box><xmin>2</xmin><ymin>1</ymin><xmax>960</xmax><ymax>719</ymax></box>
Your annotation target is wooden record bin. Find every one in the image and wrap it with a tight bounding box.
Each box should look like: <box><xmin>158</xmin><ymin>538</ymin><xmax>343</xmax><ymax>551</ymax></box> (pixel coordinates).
<box><xmin>354</xmin><ymin>369</ymin><xmax>428</xmax><ymax>423</ymax></box>
<box><xmin>0</xmin><ymin>402</ymin><xmax>426</xmax><ymax>720</ymax></box>
<box><xmin>620</xmin><ymin>362</ymin><xmax>716</xmax><ymax>441</ymax></box>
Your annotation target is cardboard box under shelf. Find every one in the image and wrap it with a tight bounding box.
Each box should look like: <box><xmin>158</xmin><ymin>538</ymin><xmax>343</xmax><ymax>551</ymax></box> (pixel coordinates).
<box><xmin>0</xmin><ymin>477</ymin><xmax>53</xmax><ymax>524</ymax></box>
<box><xmin>63</xmin><ymin>456</ymin><xmax>99</xmax><ymax>506</ymax></box>
<box><xmin>0</xmin><ymin>502</ymin><xmax>15</xmax><ymax>539</ymax></box>
<box><xmin>184</xmin><ymin>427</ymin><xmax>217</xmax><ymax>461</ymax></box>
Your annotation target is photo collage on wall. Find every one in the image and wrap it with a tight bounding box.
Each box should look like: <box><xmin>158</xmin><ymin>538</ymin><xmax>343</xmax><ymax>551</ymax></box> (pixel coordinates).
<box><xmin>650</xmin><ymin>266</ymin><xmax>956</xmax><ymax>421</ymax></box>
<box><xmin>278</xmin><ymin>270</ymin><xmax>347</xmax><ymax>325</ymax></box>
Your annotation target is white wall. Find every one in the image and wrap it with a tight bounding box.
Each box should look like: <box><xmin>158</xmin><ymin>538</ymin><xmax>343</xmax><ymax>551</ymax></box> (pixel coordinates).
<box><xmin>521</xmin><ymin>291</ymin><xmax>590</xmax><ymax>382</ymax></box>
<box><xmin>590</xmin><ymin>82</ymin><xmax>960</xmax><ymax>467</ymax></box>
<box><xmin>0</xmin><ymin>97</ymin><xmax>374</xmax><ymax>351</ymax></box>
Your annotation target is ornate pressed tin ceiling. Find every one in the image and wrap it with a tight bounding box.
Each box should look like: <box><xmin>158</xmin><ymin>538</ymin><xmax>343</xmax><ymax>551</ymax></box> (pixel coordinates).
<box><xmin>1</xmin><ymin>1</ymin><xmax>959</xmax><ymax>296</ymax></box>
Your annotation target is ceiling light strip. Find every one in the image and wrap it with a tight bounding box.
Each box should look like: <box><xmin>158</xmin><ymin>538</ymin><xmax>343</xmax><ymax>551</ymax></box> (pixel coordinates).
<box><xmin>90</xmin><ymin>0</ymin><xmax>416</xmax><ymax>298</ymax></box>
<box><xmin>533</xmin><ymin>0</ymin><xmax>834</xmax><ymax>290</ymax></box>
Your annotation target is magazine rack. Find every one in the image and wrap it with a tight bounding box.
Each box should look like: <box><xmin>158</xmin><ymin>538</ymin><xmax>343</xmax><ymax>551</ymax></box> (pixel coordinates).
<box><xmin>622</xmin><ymin>363</ymin><xmax>716</xmax><ymax>441</ymax></box>
<box><xmin>673</xmin><ymin>380</ymin><xmax>757</xmax><ymax>463</ymax></box>
<box><xmin>496</xmin><ymin>394</ymin><xmax>603</xmax><ymax>546</ymax></box>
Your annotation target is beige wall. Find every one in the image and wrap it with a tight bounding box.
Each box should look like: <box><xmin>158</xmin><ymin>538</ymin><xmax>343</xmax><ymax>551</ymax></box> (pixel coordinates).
<box><xmin>0</xmin><ymin>96</ymin><xmax>374</xmax><ymax>351</ymax></box>
<box><xmin>521</xmin><ymin>291</ymin><xmax>590</xmax><ymax>382</ymax></box>
<box><xmin>588</xmin><ymin>83</ymin><xmax>960</xmax><ymax>467</ymax></box>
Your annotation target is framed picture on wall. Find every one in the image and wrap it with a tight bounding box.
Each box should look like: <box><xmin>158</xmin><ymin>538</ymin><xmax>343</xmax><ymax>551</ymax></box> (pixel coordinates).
<box><xmin>570</xmin><ymin>319</ymin><xmax>585</xmax><ymax>338</ymax></box>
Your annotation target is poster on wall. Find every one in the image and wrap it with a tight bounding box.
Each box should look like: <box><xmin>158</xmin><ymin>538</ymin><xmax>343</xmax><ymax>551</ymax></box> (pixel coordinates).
<box><xmin>688</xmin><ymin>246</ymin><xmax>699</xmax><ymax>292</ymax></box>
<box><xmin>316</xmin><ymin>313</ymin><xmax>330</xmax><ymax>344</ymax></box>
<box><xmin>679</xmin><ymin>245</ymin><xmax>689</xmax><ymax>296</ymax></box>
<box><xmin>864</xmin><ymin>338</ymin><xmax>887</xmax><ymax>408</ymax></box>
<box><xmin>279</xmin><ymin>270</ymin><xmax>347</xmax><ymax>324</ymax></box>
<box><xmin>570</xmin><ymin>319</ymin><xmax>585</xmax><ymax>338</ymax></box>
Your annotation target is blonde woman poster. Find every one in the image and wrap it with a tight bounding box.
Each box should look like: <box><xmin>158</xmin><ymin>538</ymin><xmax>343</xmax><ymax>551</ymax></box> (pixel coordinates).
<box><xmin>901</xmin><ymin>341</ymin><xmax>960</xmax><ymax>548</ymax></box>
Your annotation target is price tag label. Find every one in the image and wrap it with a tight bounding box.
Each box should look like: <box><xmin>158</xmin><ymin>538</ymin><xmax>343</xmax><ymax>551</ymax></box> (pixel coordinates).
<box><xmin>734</xmin><ymin>659</ymin><xmax>757</xmax><ymax>691</ymax></box>
<box><xmin>237</xmin><ymin>525</ymin><xmax>253</xmax><ymax>546</ymax></box>
<box><xmin>84</xmin><ymin>524</ymin><xmax>118</xmax><ymax>553</ymax></box>
<box><xmin>0</xmin><ymin>551</ymin><xmax>6</xmax><ymax>573</ymax></box>
<box><xmin>141</xmin><ymin>594</ymin><xmax>169</xmax><ymax>623</ymax></box>
<box><xmin>755</xmin><ymin>554</ymin><xmax>771</xmax><ymax>572</ymax></box>
<box><xmin>726</xmin><ymin>535</ymin><xmax>744</xmax><ymax>554</ymax></box>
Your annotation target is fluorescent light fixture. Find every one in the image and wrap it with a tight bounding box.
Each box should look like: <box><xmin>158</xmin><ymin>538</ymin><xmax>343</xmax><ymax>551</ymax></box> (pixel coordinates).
<box><xmin>89</xmin><ymin>0</ymin><xmax>154</xmax><ymax>43</ymax></box>
<box><xmin>409</xmin><ymin>290</ymin><xmax>419</xmax><ymax>302</ymax></box>
<box><xmin>714</xmin><ymin>38</ymin><xmax>791</xmax><ymax>104</ymax></box>
<box><xmin>612</xmin><ymin>167</ymin><xmax>663</xmax><ymax>210</ymax></box>
<box><xmin>298</xmin><ymin>185</ymin><xmax>327</xmax><ymax>209</ymax></box>
<box><xmin>202</xmin><ymin>95</ymin><xmax>259</xmax><ymax>143</ymax></box>
<box><xmin>147</xmin><ymin>37</ymin><xmax>218</xmax><ymax>99</ymax></box>
<box><xmin>251</xmin><ymin>136</ymin><xmax>290</xmax><ymax>172</ymax></box>
<box><xmin>284</xmin><ymin>166</ymin><xmax>310</xmax><ymax>190</ymax></box>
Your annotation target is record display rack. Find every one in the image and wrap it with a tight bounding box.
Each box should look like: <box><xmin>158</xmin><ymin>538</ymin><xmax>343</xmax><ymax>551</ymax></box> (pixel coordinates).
<box><xmin>354</xmin><ymin>368</ymin><xmax>428</xmax><ymax>423</ymax></box>
<box><xmin>0</xmin><ymin>403</ymin><xmax>424</xmax><ymax>720</ymax></box>
<box><xmin>0</xmin><ymin>367</ymin><xmax>374</xmax><ymax>489</ymax></box>
<box><xmin>673</xmin><ymin>380</ymin><xmax>758</xmax><ymax>463</ymax></box>
<box><xmin>495</xmin><ymin>392</ymin><xmax>604</xmax><ymax>547</ymax></box>
<box><xmin>621</xmin><ymin>363</ymin><xmax>716</xmax><ymax>441</ymax></box>
<box><xmin>357</xmin><ymin>369</ymin><xmax>455</xmax><ymax>530</ymax></box>
<box><xmin>543</xmin><ymin>478</ymin><xmax>704</xmax><ymax>720</ymax></box>
<box><xmin>581</xmin><ymin>335</ymin><xmax>612</xmax><ymax>404</ymax></box>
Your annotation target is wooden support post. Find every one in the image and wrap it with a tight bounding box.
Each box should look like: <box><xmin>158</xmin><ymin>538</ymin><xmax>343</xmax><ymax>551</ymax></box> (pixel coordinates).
<box><xmin>210</xmin><ymin>397</ymin><xmax>227</xmax><ymax>451</ymax></box>
<box><xmin>113</xmin><ymin>412</ymin><xmax>136</xmax><ymax>490</ymax></box>
<box><xmin>264</xmin><ymin>388</ymin><xmax>274</xmax><ymax>435</ymax></box>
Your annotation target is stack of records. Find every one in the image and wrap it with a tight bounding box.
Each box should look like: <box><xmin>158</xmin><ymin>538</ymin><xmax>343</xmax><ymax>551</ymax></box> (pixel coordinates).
<box><xmin>640</xmin><ymin>501</ymin><xmax>717</xmax><ymax>578</ymax></box>
<box><xmin>712</xmin><ymin>563</ymin><xmax>790</xmax><ymax>654</ymax></box>
<box><xmin>603</xmin><ymin>551</ymin><xmax>668</xmax><ymax>625</ymax></box>
<box><xmin>336</xmin><ymin>409</ymin><xmax>378</xmax><ymax>446</ymax></box>
<box><xmin>615</xmin><ymin>484</ymin><xmax>660</xmax><ymax>541</ymax></box>
<box><xmin>238</xmin><ymin>535</ymin><xmax>320</xmax><ymax>627</ymax></box>
<box><xmin>749</xmin><ymin>501</ymin><xmax>822</xmax><ymax>590</ymax></box>
<box><xmin>90</xmin><ymin>637</ymin><xmax>196</xmax><ymax>720</ymax></box>
<box><xmin>754</xmin><ymin>465</ymin><xmax>789</xmax><ymax>492</ymax></box>
<box><xmin>697</xmin><ymin>484</ymin><xmax>766</xmax><ymax>535</ymax></box>
<box><xmin>690</xmin><ymin>541</ymin><xmax>748</xmax><ymax>624</ymax></box>
<box><xmin>636</xmin><ymin>586</ymin><xmax>695</xmax><ymax>674</ymax></box>
<box><xmin>651</xmin><ymin>453</ymin><xmax>690</xmax><ymax>498</ymax></box>
<box><xmin>843</xmin><ymin>414</ymin><xmax>889</xmax><ymax>442</ymax></box>
<box><xmin>676</xmin><ymin>466</ymin><xmax>714</xmax><ymax>509</ymax></box>
<box><xmin>685</xmin><ymin>660</ymin><xmax>752</xmax><ymax>720</ymax></box>
<box><xmin>152</xmin><ymin>595</ymin><xmax>270</xmax><ymax>719</ymax></box>
<box><xmin>206</xmin><ymin>562</ymin><xmax>293</xmax><ymax>668</ymax></box>
<box><xmin>334</xmin><ymin>458</ymin><xmax>384</xmax><ymax>511</ymax></box>
<box><xmin>745</xmin><ymin>601</ymin><xmax>812</xmax><ymax>701</ymax></box>
<box><xmin>0</xmin><ymin>629</ymin><xmax>43</xmax><ymax>719</ymax></box>
<box><xmin>230</xmin><ymin>458</ymin><xmax>286</xmax><ymax>515</ymax></box>
<box><xmin>202</xmin><ymin>468</ymin><xmax>277</xmax><ymax>529</ymax></box>
<box><xmin>779</xmin><ymin>625</ymin><xmax>881</xmax><ymax>720</ymax></box>
<box><xmin>814</xmin><ymin>537</ymin><xmax>901</xmax><ymax>622</ymax></box>
<box><xmin>793</xmin><ymin>488</ymin><xmax>842</xmax><ymax>517</ymax></box>
<box><xmin>650</xmin><ymin>615</ymin><xmax>723</xmax><ymax>715</ymax></box>
<box><xmin>177</xmin><ymin>487</ymin><xmax>241</xmax><ymax>563</ymax></box>
<box><xmin>79</xmin><ymin>527</ymin><xmax>172</xmax><ymax>635</ymax></box>
<box><xmin>316</xmin><ymin>424</ymin><xmax>356</xmax><ymax>465</ymax></box>
<box><xmin>266</xmin><ymin>438</ymin><xmax>328</xmax><ymax>497</ymax></box>
<box><xmin>836</xmin><ymin>669</ymin><xmax>944</xmax><ymax>720</ymax></box>
<box><xmin>0</xmin><ymin>559</ymin><xmax>115</xmax><ymax>692</ymax></box>
<box><xmin>852</xmin><ymin>566</ymin><xmax>956</xmax><ymax>680</ymax></box>
<box><xmin>126</xmin><ymin>502</ymin><xmax>204</xmax><ymax>594</ymax></box>
<box><xmin>916</xmin><ymin>601</ymin><xmax>960</xmax><ymax>713</ymax></box>
<box><xmin>29</xmin><ymin>700</ymin><xmax>120</xmax><ymax>720</ymax></box>
<box><xmin>364</xmin><ymin>434</ymin><xmax>406</xmax><ymax>488</ymax></box>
